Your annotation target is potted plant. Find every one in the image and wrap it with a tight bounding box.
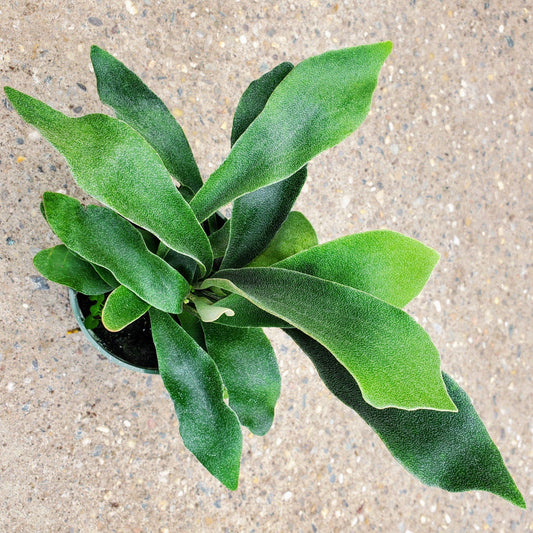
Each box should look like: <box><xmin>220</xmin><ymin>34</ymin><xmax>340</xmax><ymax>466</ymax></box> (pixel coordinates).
<box><xmin>5</xmin><ymin>42</ymin><xmax>525</xmax><ymax>507</ymax></box>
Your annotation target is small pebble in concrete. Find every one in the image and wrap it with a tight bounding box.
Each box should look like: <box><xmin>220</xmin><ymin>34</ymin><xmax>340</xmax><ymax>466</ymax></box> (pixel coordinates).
<box><xmin>31</xmin><ymin>276</ymin><xmax>49</xmax><ymax>290</ymax></box>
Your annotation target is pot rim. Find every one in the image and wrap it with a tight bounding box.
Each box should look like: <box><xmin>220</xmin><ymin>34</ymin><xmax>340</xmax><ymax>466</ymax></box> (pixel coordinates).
<box><xmin>69</xmin><ymin>288</ymin><xmax>159</xmax><ymax>374</ymax></box>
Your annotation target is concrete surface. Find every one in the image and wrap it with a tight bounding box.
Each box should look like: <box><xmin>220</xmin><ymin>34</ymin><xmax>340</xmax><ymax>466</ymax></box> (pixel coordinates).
<box><xmin>1</xmin><ymin>1</ymin><xmax>531</xmax><ymax>531</ymax></box>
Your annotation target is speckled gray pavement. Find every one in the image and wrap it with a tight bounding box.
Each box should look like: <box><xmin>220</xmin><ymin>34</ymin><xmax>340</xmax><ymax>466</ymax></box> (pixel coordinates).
<box><xmin>1</xmin><ymin>2</ymin><xmax>531</xmax><ymax>531</ymax></box>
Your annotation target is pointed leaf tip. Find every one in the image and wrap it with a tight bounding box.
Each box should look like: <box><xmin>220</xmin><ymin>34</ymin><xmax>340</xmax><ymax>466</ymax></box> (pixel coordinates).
<box><xmin>288</xmin><ymin>330</ymin><xmax>525</xmax><ymax>508</ymax></box>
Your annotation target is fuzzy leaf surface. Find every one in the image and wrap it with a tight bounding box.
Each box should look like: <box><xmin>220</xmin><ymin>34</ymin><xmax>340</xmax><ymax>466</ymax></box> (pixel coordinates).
<box><xmin>287</xmin><ymin>329</ymin><xmax>525</xmax><ymax>508</ymax></box>
<box><xmin>222</xmin><ymin>62</ymin><xmax>308</xmax><ymax>268</ymax></box>
<box><xmin>216</xmin><ymin>229</ymin><xmax>436</xmax><ymax>326</ymax></box>
<box><xmin>33</xmin><ymin>245</ymin><xmax>113</xmax><ymax>295</ymax></box>
<box><xmin>164</xmin><ymin>249</ymin><xmax>198</xmax><ymax>284</ymax></box>
<box><xmin>91</xmin><ymin>46</ymin><xmax>203</xmax><ymax>193</ymax></box>
<box><xmin>230</xmin><ymin>62</ymin><xmax>294</xmax><ymax>145</ymax></box>
<box><xmin>177</xmin><ymin>307</ymin><xmax>207</xmax><ymax>350</ymax></box>
<box><xmin>203</xmin><ymin>268</ymin><xmax>456</xmax><ymax>411</ymax></box>
<box><xmin>248</xmin><ymin>211</ymin><xmax>318</xmax><ymax>267</ymax></box>
<box><xmin>43</xmin><ymin>193</ymin><xmax>189</xmax><ymax>314</ymax></box>
<box><xmin>4</xmin><ymin>87</ymin><xmax>212</xmax><ymax>274</ymax></box>
<box><xmin>203</xmin><ymin>322</ymin><xmax>281</xmax><ymax>435</ymax></box>
<box><xmin>101</xmin><ymin>285</ymin><xmax>151</xmax><ymax>332</ymax></box>
<box><xmin>210</xmin><ymin>293</ymin><xmax>290</xmax><ymax>328</ymax></box>
<box><xmin>275</xmin><ymin>230</ymin><xmax>439</xmax><ymax>307</ymax></box>
<box><xmin>92</xmin><ymin>265</ymin><xmax>120</xmax><ymax>289</ymax></box>
<box><xmin>191</xmin><ymin>42</ymin><xmax>392</xmax><ymax>221</ymax></box>
<box><xmin>208</xmin><ymin>221</ymin><xmax>230</xmax><ymax>259</ymax></box>
<box><xmin>149</xmin><ymin>309</ymin><xmax>242</xmax><ymax>490</ymax></box>
<box><xmin>222</xmin><ymin>168</ymin><xmax>308</xmax><ymax>269</ymax></box>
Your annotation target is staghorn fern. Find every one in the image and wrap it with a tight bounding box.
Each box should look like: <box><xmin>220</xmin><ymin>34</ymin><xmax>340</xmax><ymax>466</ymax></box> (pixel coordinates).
<box><xmin>5</xmin><ymin>42</ymin><xmax>524</xmax><ymax>507</ymax></box>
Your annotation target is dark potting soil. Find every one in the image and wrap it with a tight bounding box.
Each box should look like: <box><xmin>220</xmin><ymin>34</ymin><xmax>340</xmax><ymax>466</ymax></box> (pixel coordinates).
<box><xmin>77</xmin><ymin>292</ymin><xmax>159</xmax><ymax>372</ymax></box>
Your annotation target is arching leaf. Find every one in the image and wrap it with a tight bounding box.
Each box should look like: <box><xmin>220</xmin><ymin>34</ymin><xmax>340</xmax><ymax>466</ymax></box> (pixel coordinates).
<box><xmin>33</xmin><ymin>245</ymin><xmax>113</xmax><ymax>295</ymax></box>
<box><xmin>5</xmin><ymin>87</ymin><xmax>212</xmax><ymax>274</ymax></box>
<box><xmin>101</xmin><ymin>285</ymin><xmax>151</xmax><ymax>332</ymax></box>
<box><xmin>150</xmin><ymin>309</ymin><xmax>242</xmax><ymax>490</ymax></box>
<box><xmin>43</xmin><ymin>193</ymin><xmax>189</xmax><ymax>314</ymax></box>
<box><xmin>91</xmin><ymin>46</ymin><xmax>203</xmax><ymax>193</ymax></box>
<box><xmin>191</xmin><ymin>42</ymin><xmax>392</xmax><ymax>221</ymax></box>
<box><xmin>203</xmin><ymin>322</ymin><xmax>281</xmax><ymax>436</ymax></box>
<box><xmin>287</xmin><ymin>329</ymin><xmax>525</xmax><ymax>508</ymax></box>
<box><xmin>202</xmin><ymin>267</ymin><xmax>456</xmax><ymax>412</ymax></box>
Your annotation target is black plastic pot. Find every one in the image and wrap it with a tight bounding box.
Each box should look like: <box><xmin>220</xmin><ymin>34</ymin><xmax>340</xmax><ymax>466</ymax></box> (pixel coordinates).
<box><xmin>69</xmin><ymin>289</ymin><xmax>159</xmax><ymax>374</ymax></box>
